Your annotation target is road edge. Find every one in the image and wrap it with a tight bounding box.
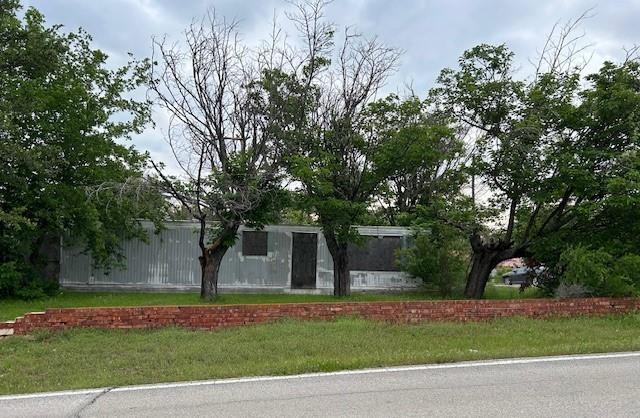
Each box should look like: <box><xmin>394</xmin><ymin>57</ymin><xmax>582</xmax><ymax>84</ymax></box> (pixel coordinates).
<box><xmin>2</xmin><ymin>351</ymin><xmax>640</xmax><ymax>401</ymax></box>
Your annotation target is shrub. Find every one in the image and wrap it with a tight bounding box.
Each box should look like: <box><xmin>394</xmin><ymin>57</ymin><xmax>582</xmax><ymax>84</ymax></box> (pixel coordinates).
<box><xmin>557</xmin><ymin>246</ymin><xmax>637</xmax><ymax>297</ymax></box>
<box><xmin>0</xmin><ymin>262</ymin><xmax>22</xmax><ymax>298</ymax></box>
<box><xmin>534</xmin><ymin>266</ymin><xmax>561</xmax><ymax>297</ymax></box>
<box><xmin>398</xmin><ymin>227</ymin><xmax>467</xmax><ymax>297</ymax></box>
<box><xmin>0</xmin><ymin>261</ymin><xmax>59</xmax><ymax>300</ymax></box>
<box><xmin>559</xmin><ymin>246</ymin><xmax>612</xmax><ymax>290</ymax></box>
<box><xmin>612</xmin><ymin>254</ymin><xmax>640</xmax><ymax>288</ymax></box>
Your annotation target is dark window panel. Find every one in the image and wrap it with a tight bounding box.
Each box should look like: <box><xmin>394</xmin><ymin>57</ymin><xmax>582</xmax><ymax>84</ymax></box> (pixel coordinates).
<box><xmin>242</xmin><ymin>231</ymin><xmax>268</xmax><ymax>256</ymax></box>
<box><xmin>348</xmin><ymin>236</ymin><xmax>402</xmax><ymax>272</ymax></box>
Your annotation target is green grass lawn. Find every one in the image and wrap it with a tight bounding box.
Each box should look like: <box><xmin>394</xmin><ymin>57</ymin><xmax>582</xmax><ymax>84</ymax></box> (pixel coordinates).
<box><xmin>1</xmin><ymin>314</ymin><xmax>639</xmax><ymax>395</ymax></box>
<box><xmin>0</xmin><ymin>285</ymin><xmax>539</xmax><ymax>322</ymax></box>
<box><xmin>483</xmin><ymin>284</ymin><xmax>541</xmax><ymax>299</ymax></box>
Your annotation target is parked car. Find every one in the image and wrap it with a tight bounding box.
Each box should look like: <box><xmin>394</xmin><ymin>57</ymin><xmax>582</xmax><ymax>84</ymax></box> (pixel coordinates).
<box><xmin>502</xmin><ymin>266</ymin><xmax>544</xmax><ymax>285</ymax></box>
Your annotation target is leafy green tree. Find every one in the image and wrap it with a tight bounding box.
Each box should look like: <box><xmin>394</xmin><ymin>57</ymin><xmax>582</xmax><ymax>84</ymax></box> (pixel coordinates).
<box><xmin>532</xmin><ymin>149</ymin><xmax>640</xmax><ymax>273</ymax></box>
<box><xmin>360</xmin><ymin>94</ymin><xmax>471</xmax><ymax>296</ymax></box>
<box><xmin>279</xmin><ymin>0</ymin><xmax>401</xmax><ymax>296</ymax></box>
<box><xmin>148</xmin><ymin>13</ymin><xmax>297</xmax><ymax>300</ymax></box>
<box><xmin>398</xmin><ymin>222</ymin><xmax>468</xmax><ymax>297</ymax></box>
<box><xmin>0</xmin><ymin>1</ymin><xmax>163</xmax><ymax>296</ymax></box>
<box><xmin>365</xmin><ymin>94</ymin><xmax>469</xmax><ymax>226</ymax></box>
<box><xmin>431</xmin><ymin>33</ymin><xmax>640</xmax><ymax>298</ymax></box>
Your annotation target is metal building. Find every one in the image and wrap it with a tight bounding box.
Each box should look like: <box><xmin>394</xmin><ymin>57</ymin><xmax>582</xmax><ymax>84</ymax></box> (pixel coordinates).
<box><xmin>60</xmin><ymin>222</ymin><xmax>420</xmax><ymax>293</ymax></box>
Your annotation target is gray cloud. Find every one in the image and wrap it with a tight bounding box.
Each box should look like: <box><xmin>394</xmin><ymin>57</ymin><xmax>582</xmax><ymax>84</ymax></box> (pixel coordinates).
<box><xmin>23</xmin><ymin>0</ymin><xmax>640</xmax><ymax>167</ymax></box>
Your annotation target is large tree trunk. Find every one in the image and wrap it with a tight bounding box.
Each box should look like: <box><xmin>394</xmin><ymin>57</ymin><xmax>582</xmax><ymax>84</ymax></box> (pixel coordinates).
<box><xmin>325</xmin><ymin>232</ymin><xmax>351</xmax><ymax>297</ymax></box>
<box><xmin>29</xmin><ymin>232</ymin><xmax>61</xmax><ymax>285</ymax></box>
<box><xmin>464</xmin><ymin>233</ymin><xmax>530</xmax><ymax>299</ymax></box>
<box><xmin>198</xmin><ymin>223</ymin><xmax>238</xmax><ymax>301</ymax></box>
<box><xmin>199</xmin><ymin>244</ymin><xmax>229</xmax><ymax>300</ymax></box>
<box><xmin>464</xmin><ymin>250</ymin><xmax>501</xmax><ymax>299</ymax></box>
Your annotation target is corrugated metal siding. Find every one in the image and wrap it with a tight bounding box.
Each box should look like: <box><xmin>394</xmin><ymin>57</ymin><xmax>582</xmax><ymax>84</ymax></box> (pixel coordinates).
<box><xmin>219</xmin><ymin>228</ymin><xmax>292</xmax><ymax>288</ymax></box>
<box><xmin>60</xmin><ymin>222</ymin><xmax>420</xmax><ymax>292</ymax></box>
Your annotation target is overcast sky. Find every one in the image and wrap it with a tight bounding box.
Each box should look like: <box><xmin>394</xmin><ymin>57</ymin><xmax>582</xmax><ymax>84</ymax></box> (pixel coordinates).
<box><xmin>23</xmin><ymin>0</ymin><xmax>640</xmax><ymax>169</ymax></box>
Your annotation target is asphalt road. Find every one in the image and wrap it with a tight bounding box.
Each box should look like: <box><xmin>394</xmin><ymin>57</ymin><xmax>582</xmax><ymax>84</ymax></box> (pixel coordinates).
<box><xmin>2</xmin><ymin>352</ymin><xmax>640</xmax><ymax>417</ymax></box>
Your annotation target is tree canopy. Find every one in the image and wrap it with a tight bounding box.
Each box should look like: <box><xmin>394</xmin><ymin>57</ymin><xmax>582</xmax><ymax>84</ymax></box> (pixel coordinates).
<box><xmin>431</xmin><ymin>38</ymin><xmax>640</xmax><ymax>297</ymax></box>
<box><xmin>147</xmin><ymin>12</ymin><xmax>297</xmax><ymax>299</ymax></box>
<box><xmin>0</xmin><ymin>1</ymin><xmax>163</xmax><ymax>297</ymax></box>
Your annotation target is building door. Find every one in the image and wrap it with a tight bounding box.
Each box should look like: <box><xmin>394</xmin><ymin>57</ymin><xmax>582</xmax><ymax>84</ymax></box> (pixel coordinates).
<box><xmin>291</xmin><ymin>232</ymin><xmax>317</xmax><ymax>289</ymax></box>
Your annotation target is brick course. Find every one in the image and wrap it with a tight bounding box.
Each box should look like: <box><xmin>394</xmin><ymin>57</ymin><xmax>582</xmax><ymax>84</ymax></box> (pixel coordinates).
<box><xmin>4</xmin><ymin>297</ymin><xmax>640</xmax><ymax>335</ymax></box>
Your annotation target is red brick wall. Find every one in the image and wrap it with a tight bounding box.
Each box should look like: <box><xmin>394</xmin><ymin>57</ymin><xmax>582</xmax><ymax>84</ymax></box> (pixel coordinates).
<box><xmin>0</xmin><ymin>321</ymin><xmax>14</xmax><ymax>330</ymax></box>
<box><xmin>0</xmin><ymin>320</ymin><xmax>14</xmax><ymax>335</ymax></box>
<box><xmin>8</xmin><ymin>298</ymin><xmax>640</xmax><ymax>335</ymax></box>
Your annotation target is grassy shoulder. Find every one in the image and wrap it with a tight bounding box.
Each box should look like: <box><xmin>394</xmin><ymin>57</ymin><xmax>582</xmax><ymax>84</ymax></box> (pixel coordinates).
<box><xmin>0</xmin><ymin>285</ymin><xmax>539</xmax><ymax>322</ymax></box>
<box><xmin>2</xmin><ymin>314</ymin><xmax>639</xmax><ymax>395</ymax></box>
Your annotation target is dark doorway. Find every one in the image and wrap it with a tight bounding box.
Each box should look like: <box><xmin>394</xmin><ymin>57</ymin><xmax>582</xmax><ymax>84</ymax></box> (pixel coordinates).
<box><xmin>291</xmin><ymin>232</ymin><xmax>317</xmax><ymax>289</ymax></box>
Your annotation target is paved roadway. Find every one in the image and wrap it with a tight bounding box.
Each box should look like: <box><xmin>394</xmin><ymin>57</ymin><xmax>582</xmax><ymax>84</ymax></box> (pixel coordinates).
<box><xmin>2</xmin><ymin>352</ymin><xmax>640</xmax><ymax>417</ymax></box>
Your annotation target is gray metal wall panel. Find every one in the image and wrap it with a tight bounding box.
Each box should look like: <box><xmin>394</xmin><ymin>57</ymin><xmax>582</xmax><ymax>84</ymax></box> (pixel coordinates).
<box><xmin>218</xmin><ymin>228</ymin><xmax>291</xmax><ymax>287</ymax></box>
<box><xmin>316</xmin><ymin>232</ymin><xmax>335</xmax><ymax>290</ymax></box>
<box><xmin>60</xmin><ymin>222</ymin><xmax>419</xmax><ymax>292</ymax></box>
<box><xmin>95</xmin><ymin>225</ymin><xmax>199</xmax><ymax>286</ymax></box>
<box><xmin>60</xmin><ymin>246</ymin><xmax>93</xmax><ymax>285</ymax></box>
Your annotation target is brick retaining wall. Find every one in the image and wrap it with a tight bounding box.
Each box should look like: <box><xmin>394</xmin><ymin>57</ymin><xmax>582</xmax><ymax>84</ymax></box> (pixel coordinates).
<box><xmin>0</xmin><ymin>320</ymin><xmax>14</xmax><ymax>336</ymax></box>
<box><xmin>3</xmin><ymin>297</ymin><xmax>639</xmax><ymax>335</ymax></box>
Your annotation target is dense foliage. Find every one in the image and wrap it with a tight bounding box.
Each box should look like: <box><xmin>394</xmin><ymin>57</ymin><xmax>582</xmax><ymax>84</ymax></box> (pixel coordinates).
<box><xmin>278</xmin><ymin>5</ymin><xmax>403</xmax><ymax>296</ymax></box>
<box><xmin>0</xmin><ymin>1</ymin><xmax>163</xmax><ymax>298</ymax></box>
<box><xmin>363</xmin><ymin>95</ymin><xmax>471</xmax><ymax>297</ymax></box>
<box><xmin>430</xmin><ymin>41</ymin><xmax>640</xmax><ymax>298</ymax></box>
<box><xmin>398</xmin><ymin>224</ymin><xmax>468</xmax><ymax>297</ymax></box>
<box><xmin>537</xmin><ymin>246</ymin><xmax>640</xmax><ymax>298</ymax></box>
